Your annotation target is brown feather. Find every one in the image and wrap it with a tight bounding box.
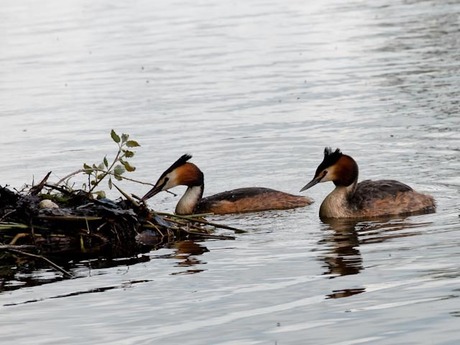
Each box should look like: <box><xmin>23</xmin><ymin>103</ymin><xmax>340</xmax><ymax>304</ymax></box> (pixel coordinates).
<box><xmin>197</xmin><ymin>187</ymin><xmax>312</xmax><ymax>214</ymax></box>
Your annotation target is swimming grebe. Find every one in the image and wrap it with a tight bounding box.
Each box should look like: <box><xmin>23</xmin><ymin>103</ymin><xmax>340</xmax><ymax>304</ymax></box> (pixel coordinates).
<box><xmin>141</xmin><ymin>154</ymin><xmax>312</xmax><ymax>215</ymax></box>
<box><xmin>300</xmin><ymin>148</ymin><xmax>435</xmax><ymax>219</ymax></box>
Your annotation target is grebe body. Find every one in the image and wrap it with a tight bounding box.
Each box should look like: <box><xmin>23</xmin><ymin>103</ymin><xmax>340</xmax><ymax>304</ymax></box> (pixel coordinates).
<box><xmin>142</xmin><ymin>154</ymin><xmax>312</xmax><ymax>215</ymax></box>
<box><xmin>300</xmin><ymin>148</ymin><xmax>435</xmax><ymax>219</ymax></box>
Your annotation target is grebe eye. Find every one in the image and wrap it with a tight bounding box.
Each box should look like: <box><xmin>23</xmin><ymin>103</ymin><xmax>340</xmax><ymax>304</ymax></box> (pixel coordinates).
<box><xmin>160</xmin><ymin>177</ymin><xmax>169</xmax><ymax>188</ymax></box>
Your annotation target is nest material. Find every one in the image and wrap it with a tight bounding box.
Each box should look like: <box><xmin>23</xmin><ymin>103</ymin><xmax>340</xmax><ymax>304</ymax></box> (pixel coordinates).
<box><xmin>0</xmin><ymin>182</ymin><xmax>239</xmax><ymax>280</ymax></box>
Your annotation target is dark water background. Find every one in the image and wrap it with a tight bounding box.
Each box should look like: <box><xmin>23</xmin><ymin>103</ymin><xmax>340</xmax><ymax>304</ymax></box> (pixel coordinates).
<box><xmin>1</xmin><ymin>0</ymin><xmax>459</xmax><ymax>344</ymax></box>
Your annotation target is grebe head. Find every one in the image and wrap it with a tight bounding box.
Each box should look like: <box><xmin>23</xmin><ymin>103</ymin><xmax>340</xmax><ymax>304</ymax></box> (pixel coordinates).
<box><xmin>141</xmin><ymin>154</ymin><xmax>204</xmax><ymax>201</ymax></box>
<box><xmin>300</xmin><ymin>147</ymin><xmax>359</xmax><ymax>192</ymax></box>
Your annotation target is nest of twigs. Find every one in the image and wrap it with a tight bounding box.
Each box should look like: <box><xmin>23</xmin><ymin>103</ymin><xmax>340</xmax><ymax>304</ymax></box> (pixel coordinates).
<box><xmin>0</xmin><ymin>174</ymin><xmax>241</xmax><ymax>280</ymax></box>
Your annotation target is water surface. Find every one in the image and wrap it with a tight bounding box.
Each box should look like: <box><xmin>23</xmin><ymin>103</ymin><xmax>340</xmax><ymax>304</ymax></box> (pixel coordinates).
<box><xmin>1</xmin><ymin>0</ymin><xmax>459</xmax><ymax>344</ymax></box>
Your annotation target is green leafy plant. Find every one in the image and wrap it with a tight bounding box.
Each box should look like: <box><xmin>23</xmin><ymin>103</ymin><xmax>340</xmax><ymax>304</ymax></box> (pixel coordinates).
<box><xmin>81</xmin><ymin>130</ymin><xmax>140</xmax><ymax>196</ymax></box>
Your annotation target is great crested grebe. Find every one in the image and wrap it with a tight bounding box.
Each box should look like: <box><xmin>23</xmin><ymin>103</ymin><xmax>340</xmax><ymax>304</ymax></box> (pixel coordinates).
<box><xmin>300</xmin><ymin>148</ymin><xmax>436</xmax><ymax>219</ymax></box>
<box><xmin>141</xmin><ymin>154</ymin><xmax>312</xmax><ymax>215</ymax></box>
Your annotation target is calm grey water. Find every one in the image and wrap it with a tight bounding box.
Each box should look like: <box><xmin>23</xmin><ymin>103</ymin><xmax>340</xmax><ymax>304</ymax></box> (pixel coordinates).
<box><xmin>1</xmin><ymin>0</ymin><xmax>459</xmax><ymax>344</ymax></box>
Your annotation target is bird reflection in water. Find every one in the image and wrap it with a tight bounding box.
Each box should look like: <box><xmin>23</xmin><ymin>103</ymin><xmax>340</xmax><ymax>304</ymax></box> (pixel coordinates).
<box><xmin>170</xmin><ymin>240</ymin><xmax>209</xmax><ymax>275</ymax></box>
<box><xmin>326</xmin><ymin>288</ymin><xmax>366</xmax><ymax>299</ymax></box>
<box><xmin>319</xmin><ymin>218</ymin><xmax>364</xmax><ymax>277</ymax></box>
<box><xmin>136</xmin><ymin>229</ymin><xmax>209</xmax><ymax>275</ymax></box>
<box><xmin>319</xmin><ymin>217</ymin><xmax>431</xmax><ymax>299</ymax></box>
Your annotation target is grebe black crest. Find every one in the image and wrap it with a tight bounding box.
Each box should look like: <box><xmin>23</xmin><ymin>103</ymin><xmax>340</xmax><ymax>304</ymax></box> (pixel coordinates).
<box><xmin>142</xmin><ymin>154</ymin><xmax>313</xmax><ymax>215</ymax></box>
<box><xmin>300</xmin><ymin>147</ymin><xmax>436</xmax><ymax>219</ymax></box>
<box><xmin>320</xmin><ymin>147</ymin><xmax>343</xmax><ymax>169</ymax></box>
<box><xmin>163</xmin><ymin>154</ymin><xmax>193</xmax><ymax>176</ymax></box>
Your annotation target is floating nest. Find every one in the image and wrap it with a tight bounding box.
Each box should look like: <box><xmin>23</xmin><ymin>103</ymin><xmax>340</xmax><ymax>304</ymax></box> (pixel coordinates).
<box><xmin>0</xmin><ymin>173</ymin><xmax>241</xmax><ymax>282</ymax></box>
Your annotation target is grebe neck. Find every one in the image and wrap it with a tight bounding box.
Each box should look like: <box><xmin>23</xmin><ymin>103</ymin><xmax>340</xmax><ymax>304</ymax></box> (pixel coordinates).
<box><xmin>320</xmin><ymin>180</ymin><xmax>357</xmax><ymax>218</ymax></box>
<box><xmin>175</xmin><ymin>184</ymin><xmax>204</xmax><ymax>215</ymax></box>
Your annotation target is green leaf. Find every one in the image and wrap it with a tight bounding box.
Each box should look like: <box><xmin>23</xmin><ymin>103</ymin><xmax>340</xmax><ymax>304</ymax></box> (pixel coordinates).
<box><xmin>111</xmin><ymin>129</ymin><xmax>120</xmax><ymax>143</ymax></box>
<box><xmin>126</xmin><ymin>140</ymin><xmax>140</xmax><ymax>148</ymax></box>
<box><xmin>97</xmin><ymin>162</ymin><xmax>105</xmax><ymax>170</ymax></box>
<box><xmin>121</xmin><ymin>133</ymin><xmax>129</xmax><ymax>143</ymax></box>
<box><xmin>83</xmin><ymin>163</ymin><xmax>93</xmax><ymax>174</ymax></box>
<box><xmin>114</xmin><ymin>174</ymin><xmax>123</xmax><ymax>181</ymax></box>
<box><xmin>123</xmin><ymin>150</ymin><xmax>135</xmax><ymax>158</ymax></box>
<box><xmin>103</xmin><ymin>156</ymin><xmax>109</xmax><ymax>168</ymax></box>
<box><xmin>113</xmin><ymin>164</ymin><xmax>126</xmax><ymax>176</ymax></box>
<box><xmin>94</xmin><ymin>190</ymin><xmax>106</xmax><ymax>199</ymax></box>
<box><xmin>122</xmin><ymin>160</ymin><xmax>136</xmax><ymax>172</ymax></box>
<box><xmin>108</xmin><ymin>177</ymin><xmax>113</xmax><ymax>190</ymax></box>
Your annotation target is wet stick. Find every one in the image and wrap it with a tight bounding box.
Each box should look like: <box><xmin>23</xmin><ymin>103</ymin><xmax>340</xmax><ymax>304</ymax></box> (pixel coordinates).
<box><xmin>155</xmin><ymin>212</ymin><xmax>247</xmax><ymax>234</ymax></box>
<box><xmin>5</xmin><ymin>248</ymin><xmax>74</xmax><ymax>278</ymax></box>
